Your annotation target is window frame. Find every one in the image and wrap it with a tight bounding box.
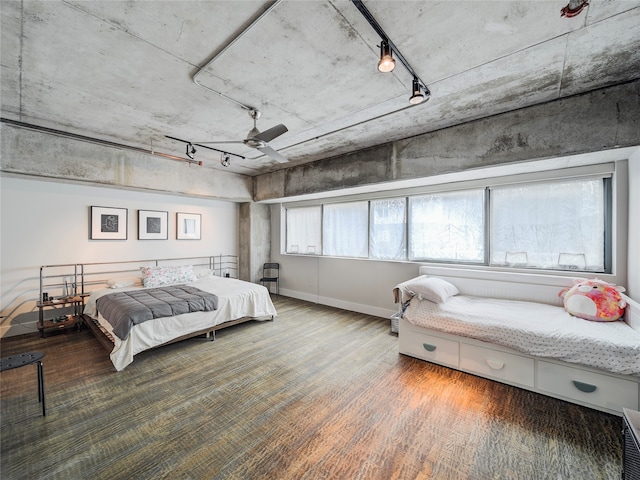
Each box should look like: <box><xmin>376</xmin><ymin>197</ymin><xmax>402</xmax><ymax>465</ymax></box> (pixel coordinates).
<box><xmin>282</xmin><ymin>164</ymin><xmax>615</xmax><ymax>275</ymax></box>
<box><xmin>284</xmin><ymin>205</ymin><xmax>323</xmax><ymax>255</ymax></box>
<box><xmin>407</xmin><ymin>187</ymin><xmax>486</xmax><ymax>264</ymax></box>
<box><xmin>369</xmin><ymin>197</ymin><xmax>407</xmax><ymax>261</ymax></box>
<box><xmin>487</xmin><ymin>176</ymin><xmax>611</xmax><ymax>273</ymax></box>
<box><xmin>322</xmin><ymin>200</ymin><xmax>370</xmax><ymax>258</ymax></box>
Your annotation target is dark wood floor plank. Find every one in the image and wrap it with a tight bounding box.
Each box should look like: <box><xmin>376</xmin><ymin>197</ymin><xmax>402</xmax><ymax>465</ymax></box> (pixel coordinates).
<box><xmin>1</xmin><ymin>296</ymin><xmax>622</xmax><ymax>479</ymax></box>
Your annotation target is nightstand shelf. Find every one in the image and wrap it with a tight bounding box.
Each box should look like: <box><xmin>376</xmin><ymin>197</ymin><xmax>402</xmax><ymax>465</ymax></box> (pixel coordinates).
<box><xmin>37</xmin><ymin>294</ymin><xmax>89</xmax><ymax>338</ymax></box>
<box><xmin>38</xmin><ymin>263</ymin><xmax>88</xmax><ymax>339</ymax></box>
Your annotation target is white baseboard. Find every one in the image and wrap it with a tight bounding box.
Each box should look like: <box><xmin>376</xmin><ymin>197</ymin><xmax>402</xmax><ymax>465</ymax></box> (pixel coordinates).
<box><xmin>279</xmin><ymin>288</ymin><xmax>394</xmax><ymax>320</ymax></box>
<box><xmin>278</xmin><ymin>288</ymin><xmax>319</xmax><ymax>304</ymax></box>
<box><xmin>318</xmin><ymin>296</ymin><xmax>394</xmax><ymax>319</ymax></box>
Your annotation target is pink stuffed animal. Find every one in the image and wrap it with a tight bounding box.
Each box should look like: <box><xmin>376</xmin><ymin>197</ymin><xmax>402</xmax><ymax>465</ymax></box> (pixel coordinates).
<box><xmin>559</xmin><ymin>278</ymin><xmax>627</xmax><ymax>322</ymax></box>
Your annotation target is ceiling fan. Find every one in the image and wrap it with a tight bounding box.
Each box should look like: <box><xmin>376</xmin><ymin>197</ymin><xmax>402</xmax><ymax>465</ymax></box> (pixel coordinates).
<box><xmin>196</xmin><ymin>109</ymin><xmax>288</xmax><ymax>163</ymax></box>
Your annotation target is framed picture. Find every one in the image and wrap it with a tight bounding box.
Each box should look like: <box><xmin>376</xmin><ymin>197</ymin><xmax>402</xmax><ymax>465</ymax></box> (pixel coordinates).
<box><xmin>138</xmin><ymin>210</ymin><xmax>168</xmax><ymax>240</ymax></box>
<box><xmin>176</xmin><ymin>212</ymin><xmax>201</xmax><ymax>240</ymax></box>
<box><xmin>90</xmin><ymin>206</ymin><xmax>128</xmax><ymax>240</ymax></box>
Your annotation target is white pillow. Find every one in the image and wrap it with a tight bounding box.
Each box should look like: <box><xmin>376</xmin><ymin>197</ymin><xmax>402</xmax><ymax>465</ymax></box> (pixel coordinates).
<box><xmin>405</xmin><ymin>276</ymin><xmax>459</xmax><ymax>303</ymax></box>
<box><xmin>193</xmin><ymin>266</ymin><xmax>216</xmax><ymax>280</ymax></box>
<box><xmin>106</xmin><ymin>277</ymin><xmax>143</xmax><ymax>289</ymax></box>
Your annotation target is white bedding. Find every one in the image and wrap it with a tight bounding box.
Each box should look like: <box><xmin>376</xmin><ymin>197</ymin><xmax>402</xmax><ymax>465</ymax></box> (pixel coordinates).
<box><xmin>84</xmin><ymin>276</ymin><xmax>277</xmax><ymax>371</ymax></box>
<box><xmin>403</xmin><ymin>295</ymin><xmax>640</xmax><ymax>376</ymax></box>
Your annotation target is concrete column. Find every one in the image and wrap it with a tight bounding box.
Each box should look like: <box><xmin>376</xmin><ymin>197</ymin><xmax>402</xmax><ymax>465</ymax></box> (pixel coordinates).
<box><xmin>239</xmin><ymin>202</ymin><xmax>271</xmax><ymax>283</ymax></box>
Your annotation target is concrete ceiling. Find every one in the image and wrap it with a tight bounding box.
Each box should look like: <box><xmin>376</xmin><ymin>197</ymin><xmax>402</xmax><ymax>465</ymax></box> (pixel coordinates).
<box><xmin>2</xmin><ymin>0</ymin><xmax>639</xmax><ymax>177</ymax></box>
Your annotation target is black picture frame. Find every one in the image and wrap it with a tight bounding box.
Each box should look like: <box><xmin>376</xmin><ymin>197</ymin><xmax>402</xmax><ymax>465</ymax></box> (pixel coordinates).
<box><xmin>176</xmin><ymin>212</ymin><xmax>201</xmax><ymax>240</ymax></box>
<box><xmin>90</xmin><ymin>206</ymin><xmax>128</xmax><ymax>240</ymax></box>
<box><xmin>138</xmin><ymin>210</ymin><xmax>168</xmax><ymax>240</ymax></box>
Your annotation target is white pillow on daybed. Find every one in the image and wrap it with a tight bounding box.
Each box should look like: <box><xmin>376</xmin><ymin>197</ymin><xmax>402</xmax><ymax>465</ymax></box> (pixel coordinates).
<box><xmin>405</xmin><ymin>276</ymin><xmax>459</xmax><ymax>303</ymax></box>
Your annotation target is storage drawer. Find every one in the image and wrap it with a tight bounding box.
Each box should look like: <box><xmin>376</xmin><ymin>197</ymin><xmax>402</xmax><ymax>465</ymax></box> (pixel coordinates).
<box><xmin>460</xmin><ymin>343</ymin><xmax>535</xmax><ymax>388</ymax></box>
<box><xmin>399</xmin><ymin>330</ymin><xmax>459</xmax><ymax>368</ymax></box>
<box><xmin>537</xmin><ymin>361</ymin><xmax>639</xmax><ymax>412</ymax></box>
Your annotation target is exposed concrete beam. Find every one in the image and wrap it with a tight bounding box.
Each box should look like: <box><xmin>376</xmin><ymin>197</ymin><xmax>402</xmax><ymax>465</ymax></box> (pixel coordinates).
<box><xmin>1</xmin><ymin>123</ymin><xmax>253</xmax><ymax>201</ymax></box>
<box><xmin>254</xmin><ymin>80</ymin><xmax>640</xmax><ymax>201</ymax></box>
<box><xmin>3</xmin><ymin>80</ymin><xmax>638</xmax><ymax>204</ymax></box>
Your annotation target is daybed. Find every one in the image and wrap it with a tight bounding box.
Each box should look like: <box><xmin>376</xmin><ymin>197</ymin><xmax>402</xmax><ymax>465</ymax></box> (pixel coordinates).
<box><xmin>41</xmin><ymin>256</ymin><xmax>276</xmax><ymax>371</ymax></box>
<box><xmin>395</xmin><ymin>267</ymin><xmax>640</xmax><ymax>415</ymax></box>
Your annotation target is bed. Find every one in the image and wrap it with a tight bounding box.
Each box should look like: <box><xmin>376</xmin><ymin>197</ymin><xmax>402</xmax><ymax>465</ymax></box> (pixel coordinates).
<box><xmin>71</xmin><ymin>256</ymin><xmax>277</xmax><ymax>371</ymax></box>
<box><xmin>395</xmin><ymin>267</ymin><xmax>640</xmax><ymax>415</ymax></box>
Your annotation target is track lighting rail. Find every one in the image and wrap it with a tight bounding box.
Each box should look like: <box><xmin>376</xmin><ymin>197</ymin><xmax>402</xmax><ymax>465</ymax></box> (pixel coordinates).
<box><xmin>351</xmin><ymin>0</ymin><xmax>430</xmax><ymax>103</ymax></box>
<box><xmin>165</xmin><ymin>135</ymin><xmax>246</xmax><ymax>161</ymax></box>
<box><xmin>2</xmin><ymin>118</ymin><xmax>202</xmax><ymax>166</ymax></box>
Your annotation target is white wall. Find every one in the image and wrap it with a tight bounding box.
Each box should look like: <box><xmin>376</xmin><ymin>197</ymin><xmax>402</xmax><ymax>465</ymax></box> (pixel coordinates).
<box><xmin>0</xmin><ymin>175</ymin><xmax>239</xmax><ymax>336</ymax></box>
<box><xmin>269</xmin><ymin>154</ymin><xmax>637</xmax><ymax>320</ymax></box>
<box><xmin>628</xmin><ymin>149</ymin><xmax>640</xmax><ymax>299</ymax></box>
<box><xmin>269</xmin><ymin>212</ymin><xmax>417</xmax><ymax>318</ymax></box>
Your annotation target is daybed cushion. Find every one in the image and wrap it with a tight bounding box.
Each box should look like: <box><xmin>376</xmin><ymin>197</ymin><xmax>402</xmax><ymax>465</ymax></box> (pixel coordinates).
<box><xmin>403</xmin><ymin>295</ymin><xmax>640</xmax><ymax>376</ymax></box>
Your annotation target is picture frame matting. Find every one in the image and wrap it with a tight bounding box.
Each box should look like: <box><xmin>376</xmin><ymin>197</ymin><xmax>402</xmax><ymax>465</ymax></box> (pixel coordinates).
<box><xmin>90</xmin><ymin>206</ymin><xmax>128</xmax><ymax>240</ymax></box>
<box><xmin>138</xmin><ymin>210</ymin><xmax>168</xmax><ymax>240</ymax></box>
<box><xmin>176</xmin><ymin>212</ymin><xmax>201</xmax><ymax>240</ymax></box>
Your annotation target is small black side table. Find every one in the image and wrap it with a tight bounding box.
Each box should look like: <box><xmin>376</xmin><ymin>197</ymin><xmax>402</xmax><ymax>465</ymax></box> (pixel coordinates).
<box><xmin>0</xmin><ymin>352</ymin><xmax>46</xmax><ymax>416</ymax></box>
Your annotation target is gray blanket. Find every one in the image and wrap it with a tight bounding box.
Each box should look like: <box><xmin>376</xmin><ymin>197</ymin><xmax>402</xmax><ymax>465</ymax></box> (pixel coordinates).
<box><xmin>96</xmin><ymin>285</ymin><xmax>218</xmax><ymax>340</ymax></box>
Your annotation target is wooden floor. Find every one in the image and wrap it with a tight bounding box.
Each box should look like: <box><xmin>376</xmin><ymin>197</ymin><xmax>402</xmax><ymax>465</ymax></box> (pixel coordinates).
<box><xmin>1</xmin><ymin>296</ymin><xmax>623</xmax><ymax>480</ymax></box>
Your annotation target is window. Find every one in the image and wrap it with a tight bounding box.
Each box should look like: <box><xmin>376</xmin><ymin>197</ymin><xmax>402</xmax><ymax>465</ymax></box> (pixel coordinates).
<box><xmin>409</xmin><ymin>190</ymin><xmax>485</xmax><ymax>262</ymax></box>
<box><xmin>285</xmin><ymin>206</ymin><xmax>321</xmax><ymax>254</ymax></box>
<box><xmin>323</xmin><ymin>201</ymin><xmax>368</xmax><ymax>257</ymax></box>
<box><xmin>490</xmin><ymin>178</ymin><xmax>606</xmax><ymax>271</ymax></box>
<box><xmin>284</xmin><ymin>169</ymin><xmax>612</xmax><ymax>274</ymax></box>
<box><xmin>370</xmin><ymin>198</ymin><xmax>406</xmax><ymax>260</ymax></box>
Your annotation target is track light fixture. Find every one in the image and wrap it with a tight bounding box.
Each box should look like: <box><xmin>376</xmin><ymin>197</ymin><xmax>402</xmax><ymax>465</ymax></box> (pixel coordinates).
<box><xmin>409</xmin><ymin>77</ymin><xmax>430</xmax><ymax>105</ymax></box>
<box><xmin>352</xmin><ymin>0</ymin><xmax>431</xmax><ymax>106</ymax></box>
<box><xmin>377</xmin><ymin>40</ymin><xmax>395</xmax><ymax>73</ymax></box>
<box><xmin>166</xmin><ymin>135</ymin><xmax>245</xmax><ymax>166</ymax></box>
<box><xmin>186</xmin><ymin>143</ymin><xmax>196</xmax><ymax>159</ymax></box>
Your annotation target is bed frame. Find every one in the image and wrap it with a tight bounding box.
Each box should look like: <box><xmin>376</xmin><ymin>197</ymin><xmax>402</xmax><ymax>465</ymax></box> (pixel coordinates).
<box><xmin>83</xmin><ymin>309</ymin><xmax>257</xmax><ymax>354</ymax></box>
<box><xmin>39</xmin><ymin>255</ymin><xmax>263</xmax><ymax>354</ymax></box>
<box><xmin>399</xmin><ymin>266</ymin><xmax>640</xmax><ymax>416</ymax></box>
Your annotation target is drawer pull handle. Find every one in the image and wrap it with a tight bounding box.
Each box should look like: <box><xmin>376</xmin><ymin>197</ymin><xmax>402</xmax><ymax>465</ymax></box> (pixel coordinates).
<box><xmin>486</xmin><ymin>359</ymin><xmax>504</xmax><ymax>370</ymax></box>
<box><xmin>423</xmin><ymin>343</ymin><xmax>437</xmax><ymax>352</ymax></box>
<box><xmin>572</xmin><ymin>380</ymin><xmax>597</xmax><ymax>393</ymax></box>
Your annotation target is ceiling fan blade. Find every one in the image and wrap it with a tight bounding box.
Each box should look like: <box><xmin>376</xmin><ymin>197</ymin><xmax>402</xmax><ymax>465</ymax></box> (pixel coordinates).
<box><xmin>193</xmin><ymin>140</ymin><xmax>244</xmax><ymax>145</ymax></box>
<box><xmin>258</xmin><ymin>145</ymin><xmax>288</xmax><ymax>163</ymax></box>
<box><xmin>253</xmin><ymin>124</ymin><xmax>288</xmax><ymax>143</ymax></box>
